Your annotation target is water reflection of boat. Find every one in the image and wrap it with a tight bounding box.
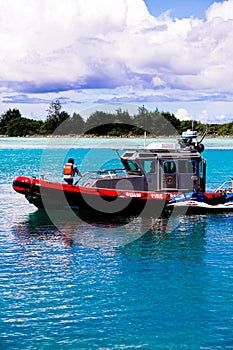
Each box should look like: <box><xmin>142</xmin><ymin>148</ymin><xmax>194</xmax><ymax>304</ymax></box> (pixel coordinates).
<box><xmin>123</xmin><ymin>214</ymin><xmax>208</xmax><ymax>260</ymax></box>
<box><xmin>13</xmin><ymin>129</ymin><xmax>210</xmax><ymax>216</ymax></box>
<box><xmin>13</xmin><ymin>210</ymin><xmax>150</xmax><ymax>248</ymax></box>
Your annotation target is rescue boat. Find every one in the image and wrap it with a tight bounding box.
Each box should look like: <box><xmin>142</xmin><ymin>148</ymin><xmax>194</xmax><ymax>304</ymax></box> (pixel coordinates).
<box><xmin>14</xmin><ymin>127</ymin><xmax>225</xmax><ymax>216</ymax></box>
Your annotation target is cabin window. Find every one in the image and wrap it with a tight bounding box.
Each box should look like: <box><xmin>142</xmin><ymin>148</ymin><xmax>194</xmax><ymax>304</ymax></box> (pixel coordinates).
<box><xmin>126</xmin><ymin>160</ymin><xmax>138</xmax><ymax>171</ymax></box>
<box><xmin>140</xmin><ymin>160</ymin><xmax>157</xmax><ymax>173</ymax></box>
<box><xmin>179</xmin><ymin>160</ymin><xmax>196</xmax><ymax>174</ymax></box>
<box><xmin>163</xmin><ymin>161</ymin><xmax>176</xmax><ymax>174</ymax></box>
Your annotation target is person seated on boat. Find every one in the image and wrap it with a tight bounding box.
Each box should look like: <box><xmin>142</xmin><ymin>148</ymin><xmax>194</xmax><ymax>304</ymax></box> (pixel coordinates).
<box><xmin>63</xmin><ymin>158</ymin><xmax>82</xmax><ymax>185</ymax></box>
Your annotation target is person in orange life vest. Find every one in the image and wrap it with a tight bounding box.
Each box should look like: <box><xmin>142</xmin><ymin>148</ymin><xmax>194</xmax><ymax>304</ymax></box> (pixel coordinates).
<box><xmin>63</xmin><ymin>158</ymin><xmax>82</xmax><ymax>185</ymax></box>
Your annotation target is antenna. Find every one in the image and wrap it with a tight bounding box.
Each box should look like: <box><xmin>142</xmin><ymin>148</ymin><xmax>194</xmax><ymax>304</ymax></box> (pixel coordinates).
<box><xmin>144</xmin><ymin>131</ymin><xmax>147</xmax><ymax>148</ymax></box>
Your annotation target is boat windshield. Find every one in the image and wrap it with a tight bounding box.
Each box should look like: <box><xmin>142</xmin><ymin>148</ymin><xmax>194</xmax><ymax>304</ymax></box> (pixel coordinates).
<box><xmin>125</xmin><ymin>160</ymin><xmax>138</xmax><ymax>171</ymax></box>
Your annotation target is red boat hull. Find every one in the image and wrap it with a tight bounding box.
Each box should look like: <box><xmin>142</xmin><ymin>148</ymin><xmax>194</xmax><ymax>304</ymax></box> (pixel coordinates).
<box><xmin>13</xmin><ymin>176</ymin><xmax>174</xmax><ymax>216</ymax></box>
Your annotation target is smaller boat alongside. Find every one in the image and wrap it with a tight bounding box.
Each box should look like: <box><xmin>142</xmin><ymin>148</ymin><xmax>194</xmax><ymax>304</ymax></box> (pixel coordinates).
<box><xmin>167</xmin><ymin>179</ymin><xmax>233</xmax><ymax>213</ymax></box>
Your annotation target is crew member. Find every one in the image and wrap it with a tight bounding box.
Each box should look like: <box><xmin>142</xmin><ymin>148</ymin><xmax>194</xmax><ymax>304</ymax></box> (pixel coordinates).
<box><xmin>63</xmin><ymin>158</ymin><xmax>82</xmax><ymax>185</ymax></box>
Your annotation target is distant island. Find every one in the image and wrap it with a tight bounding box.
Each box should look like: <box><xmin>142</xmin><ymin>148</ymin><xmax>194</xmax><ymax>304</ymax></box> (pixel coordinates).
<box><xmin>0</xmin><ymin>100</ymin><xmax>233</xmax><ymax>137</ymax></box>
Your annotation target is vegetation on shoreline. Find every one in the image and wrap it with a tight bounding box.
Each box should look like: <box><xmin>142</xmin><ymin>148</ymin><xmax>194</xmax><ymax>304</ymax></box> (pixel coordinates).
<box><xmin>0</xmin><ymin>100</ymin><xmax>232</xmax><ymax>137</ymax></box>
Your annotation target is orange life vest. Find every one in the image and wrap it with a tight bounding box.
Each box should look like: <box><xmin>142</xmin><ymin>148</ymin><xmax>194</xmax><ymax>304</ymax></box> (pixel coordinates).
<box><xmin>63</xmin><ymin>163</ymin><xmax>73</xmax><ymax>176</ymax></box>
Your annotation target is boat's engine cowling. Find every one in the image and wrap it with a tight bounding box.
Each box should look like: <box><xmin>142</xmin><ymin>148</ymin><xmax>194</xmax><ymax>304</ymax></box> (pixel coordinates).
<box><xmin>12</xmin><ymin>176</ymin><xmax>34</xmax><ymax>194</ymax></box>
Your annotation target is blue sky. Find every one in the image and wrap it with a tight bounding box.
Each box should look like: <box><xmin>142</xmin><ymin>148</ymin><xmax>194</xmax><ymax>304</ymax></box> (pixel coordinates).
<box><xmin>144</xmin><ymin>0</ymin><xmax>225</xmax><ymax>19</ymax></box>
<box><xmin>0</xmin><ymin>0</ymin><xmax>233</xmax><ymax>124</ymax></box>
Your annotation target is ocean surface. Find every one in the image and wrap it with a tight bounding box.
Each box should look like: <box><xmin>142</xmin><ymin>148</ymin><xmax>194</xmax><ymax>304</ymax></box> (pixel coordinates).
<box><xmin>0</xmin><ymin>136</ymin><xmax>233</xmax><ymax>349</ymax></box>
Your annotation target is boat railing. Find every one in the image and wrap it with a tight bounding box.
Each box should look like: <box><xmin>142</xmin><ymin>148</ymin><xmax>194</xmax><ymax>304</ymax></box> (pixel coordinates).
<box><xmin>97</xmin><ymin>168</ymin><xmax>126</xmax><ymax>176</ymax></box>
<box><xmin>214</xmin><ymin>179</ymin><xmax>233</xmax><ymax>193</ymax></box>
<box><xmin>74</xmin><ymin>168</ymin><xmax>126</xmax><ymax>185</ymax></box>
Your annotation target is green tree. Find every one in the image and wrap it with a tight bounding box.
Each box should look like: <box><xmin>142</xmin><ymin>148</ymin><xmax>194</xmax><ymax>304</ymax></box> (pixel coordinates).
<box><xmin>217</xmin><ymin>122</ymin><xmax>233</xmax><ymax>135</ymax></box>
<box><xmin>45</xmin><ymin>100</ymin><xmax>70</xmax><ymax>134</ymax></box>
<box><xmin>70</xmin><ymin>113</ymin><xmax>85</xmax><ymax>134</ymax></box>
<box><xmin>178</xmin><ymin>120</ymin><xmax>206</xmax><ymax>134</ymax></box>
<box><xmin>161</xmin><ymin>111</ymin><xmax>181</xmax><ymax>132</ymax></box>
<box><xmin>84</xmin><ymin>110</ymin><xmax>135</xmax><ymax>135</ymax></box>
<box><xmin>115</xmin><ymin>109</ymin><xmax>132</xmax><ymax>125</ymax></box>
<box><xmin>4</xmin><ymin>115</ymin><xmax>43</xmax><ymax>136</ymax></box>
<box><xmin>84</xmin><ymin>111</ymin><xmax>115</xmax><ymax>134</ymax></box>
<box><xmin>133</xmin><ymin>105</ymin><xmax>152</xmax><ymax>133</ymax></box>
<box><xmin>0</xmin><ymin>108</ymin><xmax>22</xmax><ymax>134</ymax></box>
<box><xmin>178</xmin><ymin>120</ymin><xmax>194</xmax><ymax>134</ymax></box>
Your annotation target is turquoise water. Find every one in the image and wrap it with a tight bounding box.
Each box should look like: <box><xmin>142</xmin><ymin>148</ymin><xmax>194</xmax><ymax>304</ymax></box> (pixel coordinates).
<box><xmin>0</xmin><ymin>137</ymin><xmax>233</xmax><ymax>349</ymax></box>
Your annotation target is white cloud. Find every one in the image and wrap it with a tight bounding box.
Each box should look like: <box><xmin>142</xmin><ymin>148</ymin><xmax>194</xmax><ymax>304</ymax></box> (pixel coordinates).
<box><xmin>0</xmin><ymin>0</ymin><xmax>232</xmax><ymax>91</ymax></box>
<box><xmin>175</xmin><ymin>108</ymin><xmax>193</xmax><ymax>121</ymax></box>
<box><xmin>0</xmin><ymin>0</ymin><xmax>233</xmax><ymax>122</ymax></box>
<box><xmin>206</xmin><ymin>0</ymin><xmax>233</xmax><ymax>21</ymax></box>
<box><xmin>152</xmin><ymin>77</ymin><xmax>165</xmax><ymax>87</ymax></box>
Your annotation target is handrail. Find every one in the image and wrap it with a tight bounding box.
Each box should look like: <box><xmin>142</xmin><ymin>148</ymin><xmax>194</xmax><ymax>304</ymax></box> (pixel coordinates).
<box><xmin>97</xmin><ymin>168</ymin><xmax>125</xmax><ymax>175</ymax></box>
<box><xmin>214</xmin><ymin>180</ymin><xmax>233</xmax><ymax>193</ymax></box>
<box><xmin>74</xmin><ymin>168</ymin><xmax>126</xmax><ymax>185</ymax></box>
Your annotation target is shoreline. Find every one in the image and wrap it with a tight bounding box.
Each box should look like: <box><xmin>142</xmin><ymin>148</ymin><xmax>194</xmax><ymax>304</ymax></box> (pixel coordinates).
<box><xmin>1</xmin><ymin>134</ymin><xmax>233</xmax><ymax>138</ymax></box>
